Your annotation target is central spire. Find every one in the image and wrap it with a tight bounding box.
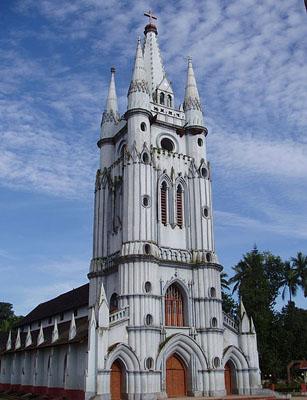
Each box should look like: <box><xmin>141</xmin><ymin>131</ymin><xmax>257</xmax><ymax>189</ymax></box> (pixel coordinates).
<box><xmin>143</xmin><ymin>11</ymin><xmax>174</xmax><ymax>104</ymax></box>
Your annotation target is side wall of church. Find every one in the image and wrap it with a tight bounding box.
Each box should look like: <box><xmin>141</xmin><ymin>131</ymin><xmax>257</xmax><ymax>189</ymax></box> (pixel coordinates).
<box><xmin>0</xmin><ymin>342</ymin><xmax>87</xmax><ymax>400</ymax></box>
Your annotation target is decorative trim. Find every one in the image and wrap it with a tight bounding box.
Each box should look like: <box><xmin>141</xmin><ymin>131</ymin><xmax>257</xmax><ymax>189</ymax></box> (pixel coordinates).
<box><xmin>128</xmin><ymin>79</ymin><xmax>150</xmax><ymax>95</ymax></box>
<box><xmin>183</xmin><ymin>96</ymin><xmax>202</xmax><ymax>111</ymax></box>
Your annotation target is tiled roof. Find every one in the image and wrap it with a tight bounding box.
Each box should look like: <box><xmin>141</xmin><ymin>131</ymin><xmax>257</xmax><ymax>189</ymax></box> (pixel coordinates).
<box><xmin>16</xmin><ymin>283</ymin><xmax>89</xmax><ymax>327</ymax></box>
<box><xmin>0</xmin><ymin>317</ymin><xmax>88</xmax><ymax>354</ymax></box>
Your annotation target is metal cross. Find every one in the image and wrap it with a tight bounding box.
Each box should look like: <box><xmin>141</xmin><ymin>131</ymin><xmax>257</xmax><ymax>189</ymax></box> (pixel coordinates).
<box><xmin>144</xmin><ymin>10</ymin><xmax>157</xmax><ymax>24</ymax></box>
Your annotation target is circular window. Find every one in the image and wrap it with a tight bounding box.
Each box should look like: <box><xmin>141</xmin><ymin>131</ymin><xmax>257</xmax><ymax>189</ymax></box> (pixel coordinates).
<box><xmin>213</xmin><ymin>357</ymin><xmax>220</xmax><ymax>368</ymax></box>
<box><xmin>201</xmin><ymin>167</ymin><xmax>208</xmax><ymax>178</ymax></box>
<box><xmin>198</xmin><ymin>138</ymin><xmax>203</xmax><ymax>147</ymax></box>
<box><xmin>210</xmin><ymin>287</ymin><xmax>216</xmax><ymax>298</ymax></box>
<box><xmin>211</xmin><ymin>317</ymin><xmax>218</xmax><ymax>328</ymax></box>
<box><xmin>144</xmin><ymin>281</ymin><xmax>152</xmax><ymax>293</ymax></box>
<box><xmin>142</xmin><ymin>195</ymin><xmax>151</xmax><ymax>208</ymax></box>
<box><xmin>145</xmin><ymin>357</ymin><xmax>154</xmax><ymax>370</ymax></box>
<box><xmin>145</xmin><ymin>314</ymin><xmax>153</xmax><ymax>326</ymax></box>
<box><xmin>142</xmin><ymin>152</ymin><xmax>150</xmax><ymax>164</ymax></box>
<box><xmin>144</xmin><ymin>244</ymin><xmax>151</xmax><ymax>255</ymax></box>
<box><xmin>140</xmin><ymin>122</ymin><xmax>147</xmax><ymax>132</ymax></box>
<box><xmin>206</xmin><ymin>252</ymin><xmax>212</xmax><ymax>262</ymax></box>
<box><xmin>202</xmin><ymin>207</ymin><xmax>209</xmax><ymax>218</ymax></box>
<box><xmin>161</xmin><ymin>138</ymin><xmax>174</xmax><ymax>152</ymax></box>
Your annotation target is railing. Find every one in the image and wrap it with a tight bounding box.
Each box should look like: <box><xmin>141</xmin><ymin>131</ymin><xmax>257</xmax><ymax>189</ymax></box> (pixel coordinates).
<box><xmin>223</xmin><ymin>312</ymin><xmax>238</xmax><ymax>332</ymax></box>
<box><xmin>109</xmin><ymin>306</ymin><xmax>129</xmax><ymax>325</ymax></box>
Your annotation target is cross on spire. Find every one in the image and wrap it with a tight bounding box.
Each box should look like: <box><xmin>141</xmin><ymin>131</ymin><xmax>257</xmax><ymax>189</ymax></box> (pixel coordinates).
<box><xmin>144</xmin><ymin>10</ymin><xmax>157</xmax><ymax>24</ymax></box>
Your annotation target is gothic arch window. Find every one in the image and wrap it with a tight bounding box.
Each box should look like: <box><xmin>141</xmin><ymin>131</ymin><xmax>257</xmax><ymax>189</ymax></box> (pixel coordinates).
<box><xmin>167</xmin><ymin>94</ymin><xmax>172</xmax><ymax>107</ymax></box>
<box><xmin>110</xmin><ymin>293</ymin><xmax>119</xmax><ymax>313</ymax></box>
<box><xmin>161</xmin><ymin>181</ymin><xmax>168</xmax><ymax>225</ymax></box>
<box><xmin>176</xmin><ymin>184</ymin><xmax>183</xmax><ymax>228</ymax></box>
<box><xmin>160</xmin><ymin>92</ymin><xmax>165</xmax><ymax>105</ymax></box>
<box><xmin>165</xmin><ymin>283</ymin><xmax>185</xmax><ymax>327</ymax></box>
<box><xmin>63</xmin><ymin>353</ymin><xmax>67</xmax><ymax>384</ymax></box>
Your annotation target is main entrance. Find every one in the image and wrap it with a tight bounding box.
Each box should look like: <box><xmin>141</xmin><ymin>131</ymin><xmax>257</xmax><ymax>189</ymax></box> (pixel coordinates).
<box><xmin>166</xmin><ymin>354</ymin><xmax>187</xmax><ymax>398</ymax></box>
<box><xmin>111</xmin><ymin>360</ymin><xmax>123</xmax><ymax>400</ymax></box>
<box><xmin>224</xmin><ymin>361</ymin><xmax>235</xmax><ymax>395</ymax></box>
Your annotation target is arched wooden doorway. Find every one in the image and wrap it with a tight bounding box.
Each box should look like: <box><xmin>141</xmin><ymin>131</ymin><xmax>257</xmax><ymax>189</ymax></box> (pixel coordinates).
<box><xmin>224</xmin><ymin>361</ymin><xmax>236</xmax><ymax>395</ymax></box>
<box><xmin>110</xmin><ymin>360</ymin><xmax>124</xmax><ymax>400</ymax></box>
<box><xmin>166</xmin><ymin>354</ymin><xmax>187</xmax><ymax>398</ymax></box>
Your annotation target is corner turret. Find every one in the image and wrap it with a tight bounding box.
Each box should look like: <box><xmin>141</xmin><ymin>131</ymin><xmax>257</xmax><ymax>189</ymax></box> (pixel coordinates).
<box><xmin>127</xmin><ymin>38</ymin><xmax>150</xmax><ymax>112</ymax></box>
<box><xmin>101</xmin><ymin>67</ymin><xmax>120</xmax><ymax>139</ymax></box>
<box><xmin>183</xmin><ymin>57</ymin><xmax>205</xmax><ymax>131</ymax></box>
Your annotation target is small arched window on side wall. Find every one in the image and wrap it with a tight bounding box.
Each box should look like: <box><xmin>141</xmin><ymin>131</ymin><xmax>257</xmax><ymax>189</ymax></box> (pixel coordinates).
<box><xmin>161</xmin><ymin>181</ymin><xmax>168</xmax><ymax>226</ymax></box>
<box><xmin>160</xmin><ymin>92</ymin><xmax>165</xmax><ymax>105</ymax></box>
<box><xmin>63</xmin><ymin>353</ymin><xmax>67</xmax><ymax>384</ymax></box>
<box><xmin>110</xmin><ymin>293</ymin><xmax>119</xmax><ymax>313</ymax></box>
<box><xmin>176</xmin><ymin>184</ymin><xmax>183</xmax><ymax>228</ymax></box>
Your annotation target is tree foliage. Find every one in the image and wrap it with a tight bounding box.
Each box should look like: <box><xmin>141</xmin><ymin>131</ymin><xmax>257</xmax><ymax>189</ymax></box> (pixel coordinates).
<box><xmin>226</xmin><ymin>247</ymin><xmax>307</xmax><ymax>380</ymax></box>
<box><xmin>0</xmin><ymin>302</ymin><xmax>23</xmax><ymax>332</ymax></box>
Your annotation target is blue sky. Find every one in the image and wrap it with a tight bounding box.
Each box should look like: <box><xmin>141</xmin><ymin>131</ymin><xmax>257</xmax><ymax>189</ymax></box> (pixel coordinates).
<box><xmin>0</xmin><ymin>0</ymin><xmax>306</xmax><ymax>315</ymax></box>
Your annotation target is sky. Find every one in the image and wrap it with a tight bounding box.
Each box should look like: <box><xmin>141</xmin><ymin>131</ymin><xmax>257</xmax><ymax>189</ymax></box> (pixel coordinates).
<box><xmin>0</xmin><ymin>0</ymin><xmax>306</xmax><ymax>315</ymax></box>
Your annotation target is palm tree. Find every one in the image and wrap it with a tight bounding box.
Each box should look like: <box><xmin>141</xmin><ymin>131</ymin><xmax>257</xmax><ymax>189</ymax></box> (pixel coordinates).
<box><xmin>281</xmin><ymin>261</ymin><xmax>299</xmax><ymax>303</ymax></box>
<box><xmin>220</xmin><ymin>272</ymin><xmax>230</xmax><ymax>292</ymax></box>
<box><xmin>228</xmin><ymin>257</ymin><xmax>254</xmax><ymax>294</ymax></box>
<box><xmin>291</xmin><ymin>252</ymin><xmax>307</xmax><ymax>297</ymax></box>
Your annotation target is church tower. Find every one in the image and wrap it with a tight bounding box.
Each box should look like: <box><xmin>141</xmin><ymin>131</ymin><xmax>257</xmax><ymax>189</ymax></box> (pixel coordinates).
<box><xmin>86</xmin><ymin>13</ymin><xmax>261</xmax><ymax>400</ymax></box>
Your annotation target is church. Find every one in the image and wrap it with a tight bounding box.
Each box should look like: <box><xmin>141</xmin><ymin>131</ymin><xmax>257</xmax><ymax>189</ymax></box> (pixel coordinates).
<box><xmin>0</xmin><ymin>14</ymin><xmax>266</xmax><ymax>400</ymax></box>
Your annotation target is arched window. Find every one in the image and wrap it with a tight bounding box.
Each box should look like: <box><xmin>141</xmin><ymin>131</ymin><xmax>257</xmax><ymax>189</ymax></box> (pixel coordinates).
<box><xmin>160</xmin><ymin>92</ymin><xmax>165</xmax><ymax>105</ymax></box>
<box><xmin>161</xmin><ymin>181</ymin><xmax>168</xmax><ymax>225</ymax></box>
<box><xmin>165</xmin><ymin>284</ymin><xmax>185</xmax><ymax>326</ymax></box>
<box><xmin>176</xmin><ymin>185</ymin><xmax>183</xmax><ymax>228</ymax></box>
<box><xmin>110</xmin><ymin>293</ymin><xmax>119</xmax><ymax>313</ymax></box>
<box><xmin>167</xmin><ymin>94</ymin><xmax>172</xmax><ymax>107</ymax></box>
<box><xmin>63</xmin><ymin>353</ymin><xmax>67</xmax><ymax>384</ymax></box>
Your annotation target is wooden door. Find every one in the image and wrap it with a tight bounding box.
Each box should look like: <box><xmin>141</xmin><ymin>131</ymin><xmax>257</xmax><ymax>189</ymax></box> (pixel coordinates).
<box><xmin>111</xmin><ymin>361</ymin><xmax>122</xmax><ymax>400</ymax></box>
<box><xmin>224</xmin><ymin>362</ymin><xmax>233</xmax><ymax>395</ymax></box>
<box><xmin>166</xmin><ymin>355</ymin><xmax>187</xmax><ymax>398</ymax></box>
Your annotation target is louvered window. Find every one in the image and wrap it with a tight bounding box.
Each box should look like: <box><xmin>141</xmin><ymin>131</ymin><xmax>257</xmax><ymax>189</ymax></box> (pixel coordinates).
<box><xmin>165</xmin><ymin>284</ymin><xmax>184</xmax><ymax>326</ymax></box>
<box><xmin>176</xmin><ymin>185</ymin><xmax>183</xmax><ymax>228</ymax></box>
<box><xmin>161</xmin><ymin>181</ymin><xmax>168</xmax><ymax>225</ymax></box>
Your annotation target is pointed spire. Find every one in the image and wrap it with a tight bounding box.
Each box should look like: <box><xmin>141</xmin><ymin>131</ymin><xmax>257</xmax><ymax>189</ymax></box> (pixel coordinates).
<box><xmin>183</xmin><ymin>57</ymin><xmax>204</xmax><ymax>129</ymax></box>
<box><xmin>69</xmin><ymin>312</ymin><xmax>77</xmax><ymax>340</ymax></box>
<box><xmin>101</xmin><ymin>67</ymin><xmax>120</xmax><ymax>138</ymax></box>
<box><xmin>25</xmin><ymin>326</ymin><xmax>32</xmax><ymax>347</ymax></box>
<box><xmin>15</xmin><ymin>328</ymin><xmax>21</xmax><ymax>350</ymax></box>
<box><xmin>143</xmin><ymin>24</ymin><xmax>173</xmax><ymax>100</ymax></box>
<box><xmin>37</xmin><ymin>323</ymin><xmax>44</xmax><ymax>346</ymax></box>
<box><xmin>52</xmin><ymin>318</ymin><xmax>59</xmax><ymax>343</ymax></box>
<box><xmin>97</xmin><ymin>282</ymin><xmax>109</xmax><ymax>328</ymax></box>
<box><xmin>127</xmin><ymin>38</ymin><xmax>150</xmax><ymax>111</ymax></box>
<box><xmin>6</xmin><ymin>330</ymin><xmax>11</xmax><ymax>351</ymax></box>
<box><xmin>239</xmin><ymin>298</ymin><xmax>250</xmax><ymax>333</ymax></box>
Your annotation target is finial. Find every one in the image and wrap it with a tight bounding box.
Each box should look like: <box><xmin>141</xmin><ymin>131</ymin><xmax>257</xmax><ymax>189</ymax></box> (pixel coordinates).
<box><xmin>144</xmin><ymin>10</ymin><xmax>157</xmax><ymax>24</ymax></box>
<box><xmin>144</xmin><ymin>10</ymin><xmax>158</xmax><ymax>35</ymax></box>
<box><xmin>188</xmin><ymin>56</ymin><xmax>192</xmax><ymax>63</ymax></box>
<box><xmin>111</xmin><ymin>66</ymin><xmax>116</xmax><ymax>74</ymax></box>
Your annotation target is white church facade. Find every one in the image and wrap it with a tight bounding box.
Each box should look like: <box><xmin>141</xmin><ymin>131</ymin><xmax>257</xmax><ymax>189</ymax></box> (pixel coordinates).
<box><xmin>0</xmin><ymin>15</ymin><xmax>265</xmax><ymax>400</ymax></box>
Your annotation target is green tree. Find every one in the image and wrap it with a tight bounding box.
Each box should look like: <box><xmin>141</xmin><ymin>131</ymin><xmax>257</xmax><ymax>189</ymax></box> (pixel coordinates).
<box><xmin>291</xmin><ymin>252</ymin><xmax>307</xmax><ymax>297</ymax></box>
<box><xmin>0</xmin><ymin>302</ymin><xmax>14</xmax><ymax>324</ymax></box>
<box><xmin>221</xmin><ymin>271</ymin><xmax>238</xmax><ymax>317</ymax></box>
<box><xmin>281</xmin><ymin>261</ymin><xmax>299</xmax><ymax>303</ymax></box>
<box><xmin>0</xmin><ymin>302</ymin><xmax>23</xmax><ymax>332</ymax></box>
<box><xmin>228</xmin><ymin>247</ymin><xmax>283</xmax><ymax>377</ymax></box>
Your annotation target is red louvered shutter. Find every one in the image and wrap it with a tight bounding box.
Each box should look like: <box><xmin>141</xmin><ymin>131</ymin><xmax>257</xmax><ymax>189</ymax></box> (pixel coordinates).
<box><xmin>161</xmin><ymin>182</ymin><xmax>167</xmax><ymax>225</ymax></box>
<box><xmin>176</xmin><ymin>185</ymin><xmax>183</xmax><ymax>228</ymax></box>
